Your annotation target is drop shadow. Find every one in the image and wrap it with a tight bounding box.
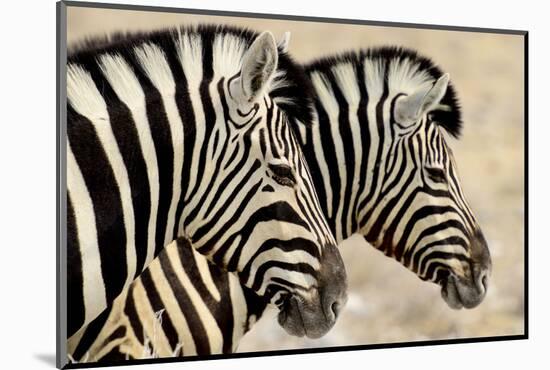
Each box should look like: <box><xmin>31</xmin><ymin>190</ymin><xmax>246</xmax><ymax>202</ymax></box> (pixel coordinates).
<box><xmin>34</xmin><ymin>353</ymin><xmax>57</xmax><ymax>367</ymax></box>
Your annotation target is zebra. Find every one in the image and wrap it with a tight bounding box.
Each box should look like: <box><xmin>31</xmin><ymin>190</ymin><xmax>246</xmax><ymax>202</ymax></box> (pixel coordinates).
<box><xmin>68</xmin><ymin>43</ymin><xmax>493</xmax><ymax>362</ymax></box>
<box><xmin>68</xmin><ymin>237</ymin><xmax>269</xmax><ymax>361</ymax></box>
<box><xmin>66</xmin><ymin>25</ymin><xmax>347</xmax><ymax>340</ymax></box>
<box><xmin>298</xmin><ymin>46</ymin><xmax>491</xmax><ymax>309</ymax></box>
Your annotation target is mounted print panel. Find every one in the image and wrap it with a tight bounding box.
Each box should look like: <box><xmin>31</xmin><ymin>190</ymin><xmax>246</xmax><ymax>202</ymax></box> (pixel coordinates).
<box><xmin>57</xmin><ymin>1</ymin><xmax>527</xmax><ymax>368</ymax></box>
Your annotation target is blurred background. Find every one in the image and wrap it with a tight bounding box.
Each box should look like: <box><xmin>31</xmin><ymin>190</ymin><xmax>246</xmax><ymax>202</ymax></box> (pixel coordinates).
<box><xmin>67</xmin><ymin>6</ymin><xmax>525</xmax><ymax>352</ymax></box>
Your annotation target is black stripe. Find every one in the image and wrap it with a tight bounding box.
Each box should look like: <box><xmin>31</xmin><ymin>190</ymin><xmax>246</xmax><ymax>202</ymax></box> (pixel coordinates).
<box><xmin>105</xmin><ymin>325</ymin><xmax>127</xmax><ymax>343</ymax></box>
<box><xmin>300</xmin><ymin>125</ymin><xmax>329</xmax><ymax>230</ymax></box>
<box><xmin>191</xmin><ymin>119</ymin><xmax>262</xmax><ymax>240</ymax></box>
<box><xmin>175</xmin><ymin>239</ymin><xmax>235</xmax><ymax>353</ymax></box>
<box><xmin>358</xmin><ymin>62</ymin><xmax>390</xmax><ymax>215</ymax></box>
<box><xmin>203</xmin><ymin>158</ymin><xmax>261</xmax><ymax>220</ymax></box>
<box><xmin>224</xmin><ymin>201</ymin><xmax>310</xmax><ymax>272</ymax></box>
<box><xmin>394</xmin><ymin>205</ymin><xmax>462</xmax><ymax>260</ymax></box>
<box><xmin>139</xmin><ymin>267</ymin><xmax>180</xmax><ymax>353</ymax></box>
<box><xmin>326</xmin><ymin>70</ymin><xmax>355</xmax><ymax>238</ymax></box>
<box><xmin>163</xmin><ymin>38</ymin><xmax>196</xmax><ymax>240</ymax></box>
<box><xmin>137</xmin><ymin>67</ymin><xmax>175</xmax><ymax>257</ymax></box>
<box><xmin>314</xmin><ymin>98</ymin><xmax>339</xmax><ymax>230</ymax></box>
<box><xmin>124</xmin><ymin>290</ymin><xmax>144</xmax><ymax>345</ymax></box>
<box><xmin>67</xmin><ymin>103</ymin><xmax>127</xmax><ymax>312</ymax></box>
<box><xmin>239</xmin><ymin>238</ymin><xmax>321</xmax><ymax>283</ymax></box>
<box><xmin>251</xmin><ymin>261</ymin><xmax>317</xmax><ymax>293</ymax></box>
<box><xmin>184</xmin><ymin>32</ymin><xmax>215</xmax><ymax>211</ymax></box>
<box><xmin>413</xmin><ymin>237</ymin><xmax>468</xmax><ymax>275</ymax></box>
<box><xmin>403</xmin><ymin>219</ymin><xmax>471</xmax><ymax>267</ymax></box>
<box><xmin>350</xmin><ymin>61</ymin><xmax>369</xmax><ymax>236</ymax></box>
<box><xmin>265</xmin><ymin>100</ymin><xmax>279</xmax><ymax>159</ymax></box>
<box><xmin>422</xmin><ymin>253</ymin><xmax>470</xmax><ymax>280</ymax></box>
<box><xmin>67</xmin><ymin>194</ymin><xmax>85</xmax><ymax>337</ymax></box>
<box><xmin>185</xmin><ymin>82</ymin><xmax>233</xmax><ymax>225</ymax></box>
<box><xmin>93</xmin><ymin>55</ymin><xmax>151</xmax><ymax>278</ymax></box>
<box><xmin>364</xmin><ymin>147</ymin><xmax>418</xmax><ymax>248</ymax></box>
<box><xmin>72</xmin><ymin>306</ymin><xmax>111</xmax><ymax>361</ymax></box>
<box><xmin>101</xmin><ymin>347</ymin><xmax>129</xmax><ymax>362</ymax></box>
<box><xmin>199</xmin><ymin>180</ymin><xmax>262</xmax><ymax>259</ymax></box>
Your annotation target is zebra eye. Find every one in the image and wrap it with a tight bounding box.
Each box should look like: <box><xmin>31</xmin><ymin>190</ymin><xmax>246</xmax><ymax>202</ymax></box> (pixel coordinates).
<box><xmin>426</xmin><ymin>167</ymin><xmax>447</xmax><ymax>183</ymax></box>
<box><xmin>269</xmin><ymin>163</ymin><xmax>296</xmax><ymax>187</ymax></box>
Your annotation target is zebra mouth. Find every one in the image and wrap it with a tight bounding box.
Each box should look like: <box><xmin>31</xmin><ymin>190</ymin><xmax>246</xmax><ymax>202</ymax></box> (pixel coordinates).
<box><xmin>277</xmin><ymin>296</ymin><xmax>307</xmax><ymax>337</ymax></box>
<box><xmin>440</xmin><ymin>273</ymin><xmax>489</xmax><ymax>309</ymax></box>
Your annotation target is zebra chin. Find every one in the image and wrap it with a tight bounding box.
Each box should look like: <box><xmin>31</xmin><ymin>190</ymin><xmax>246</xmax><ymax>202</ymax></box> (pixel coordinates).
<box><xmin>277</xmin><ymin>244</ymin><xmax>348</xmax><ymax>339</ymax></box>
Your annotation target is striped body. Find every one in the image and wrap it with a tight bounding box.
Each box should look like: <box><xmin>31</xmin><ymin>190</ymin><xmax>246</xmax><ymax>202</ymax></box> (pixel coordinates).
<box><xmin>67</xmin><ymin>26</ymin><xmax>346</xmax><ymax>339</ymax></box>
<box><xmin>69</xmin><ymin>46</ymin><xmax>492</xmax><ymax>362</ymax></box>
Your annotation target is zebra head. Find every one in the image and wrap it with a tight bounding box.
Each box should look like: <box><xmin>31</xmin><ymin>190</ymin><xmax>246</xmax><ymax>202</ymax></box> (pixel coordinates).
<box><xmin>384</xmin><ymin>72</ymin><xmax>492</xmax><ymax>309</ymax></box>
<box><xmin>301</xmin><ymin>48</ymin><xmax>491</xmax><ymax>309</ymax></box>
<box><xmin>358</xmin><ymin>56</ymin><xmax>491</xmax><ymax>309</ymax></box>
<box><xmin>183</xmin><ymin>29</ymin><xmax>347</xmax><ymax>338</ymax></box>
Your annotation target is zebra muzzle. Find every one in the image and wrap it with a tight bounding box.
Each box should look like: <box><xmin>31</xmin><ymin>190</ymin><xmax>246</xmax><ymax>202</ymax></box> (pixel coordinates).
<box><xmin>277</xmin><ymin>243</ymin><xmax>348</xmax><ymax>338</ymax></box>
<box><xmin>441</xmin><ymin>230</ymin><xmax>491</xmax><ymax>309</ymax></box>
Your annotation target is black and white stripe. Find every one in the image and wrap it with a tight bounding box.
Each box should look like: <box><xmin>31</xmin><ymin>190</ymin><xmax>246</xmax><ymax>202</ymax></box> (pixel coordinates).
<box><xmin>66</xmin><ymin>25</ymin><xmax>346</xmax><ymax>338</ymax></box>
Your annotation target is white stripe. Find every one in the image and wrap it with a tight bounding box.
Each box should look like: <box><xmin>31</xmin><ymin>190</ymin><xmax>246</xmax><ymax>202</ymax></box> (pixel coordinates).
<box><xmin>134</xmin><ymin>43</ymin><xmax>184</xmax><ymax>247</ymax></box>
<box><xmin>238</xmin><ymin>221</ymin><xmax>316</xmax><ymax>273</ymax></box>
<box><xmin>212</xmin><ymin>33</ymin><xmax>246</xmax><ymax>77</ymax></box>
<box><xmin>358</xmin><ymin>59</ymin><xmax>385</xmax><ymax>219</ymax></box>
<box><xmin>310</xmin><ymin>72</ymin><xmax>334</xmax><ymax>219</ymax></box>
<box><xmin>67</xmin><ymin>143</ymin><xmax>107</xmax><ymax>326</ymax></box>
<box><xmin>312</xmin><ymin>70</ymin><xmax>346</xmax><ymax>241</ymax></box>
<box><xmin>332</xmin><ymin>63</ymin><xmax>362</xmax><ymax>239</ymax></box>
<box><xmin>131</xmin><ymin>280</ymin><xmax>173</xmax><ymax>357</ymax></box>
<box><xmin>174</xmin><ymin>32</ymin><xmax>205</xmax><ymax>205</ymax></box>
<box><xmin>256</xmin><ymin>268</ymin><xmax>317</xmax><ymax>296</ymax></box>
<box><xmin>228</xmin><ymin>272</ymin><xmax>248</xmax><ymax>351</ymax></box>
<box><xmin>244</xmin><ymin>248</ymin><xmax>320</xmax><ymax>290</ymax></box>
<box><xmin>192</xmin><ymin>247</ymin><xmax>222</xmax><ymax>302</ymax></box>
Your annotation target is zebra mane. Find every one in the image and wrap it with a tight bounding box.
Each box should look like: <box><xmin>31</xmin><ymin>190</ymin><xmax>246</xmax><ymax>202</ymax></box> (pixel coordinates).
<box><xmin>304</xmin><ymin>46</ymin><xmax>462</xmax><ymax>138</ymax></box>
<box><xmin>67</xmin><ymin>24</ymin><xmax>314</xmax><ymax>127</ymax></box>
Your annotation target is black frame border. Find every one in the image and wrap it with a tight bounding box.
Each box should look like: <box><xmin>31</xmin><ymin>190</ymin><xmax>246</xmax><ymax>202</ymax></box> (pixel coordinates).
<box><xmin>56</xmin><ymin>1</ymin><xmax>529</xmax><ymax>369</ymax></box>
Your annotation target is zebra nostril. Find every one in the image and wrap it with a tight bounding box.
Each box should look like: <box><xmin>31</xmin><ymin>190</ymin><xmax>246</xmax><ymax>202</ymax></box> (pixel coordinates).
<box><xmin>476</xmin><ymin>269</ymin><xmax>489</xmax><ymax>294</ymax></box>
<box><xmin>481</xmin><ymin>273</ymin><xmax>489</xmax><ymax>291</ymax></box>
<box><xmin>331</xmin><ymin>301</ymin><xmax>341</xmax><ymax>318</ymax></box>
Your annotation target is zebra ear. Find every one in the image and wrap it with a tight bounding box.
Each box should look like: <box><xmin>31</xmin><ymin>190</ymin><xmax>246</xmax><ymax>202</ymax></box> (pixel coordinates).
<box><xmin>395</xmin><ymin>73</ymin><xmax>450</xmax><ymax>125</ymax></box>
<box><xmin>231</xmin><ymin>31</ymin><xmax>279</xmax><ymax>103</ymax></box>
<box><xmin>278</xmin><ymin>32</ymin><xmax>291</xmax><ymax>53</ymax></box>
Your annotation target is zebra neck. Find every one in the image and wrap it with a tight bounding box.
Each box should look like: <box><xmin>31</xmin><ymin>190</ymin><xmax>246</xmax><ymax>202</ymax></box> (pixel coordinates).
<box><xmin>298</xmin><ymin>108</ymin><xmax>393</xmax><ymax>244</ymax></box>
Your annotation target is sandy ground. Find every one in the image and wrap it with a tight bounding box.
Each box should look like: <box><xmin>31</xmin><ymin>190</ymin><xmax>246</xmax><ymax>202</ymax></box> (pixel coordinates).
<box><xmin>67</xmin><ymin>6</ymin><xmax>525</xmax><ymax>352</ymax></box>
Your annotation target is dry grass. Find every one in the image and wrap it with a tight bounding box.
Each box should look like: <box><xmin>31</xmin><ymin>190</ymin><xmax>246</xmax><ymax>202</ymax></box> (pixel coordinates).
<box><xmin>67</xmin><ymin>7</ymin><xmax>525</xmax><ymax>353</ymax></box>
